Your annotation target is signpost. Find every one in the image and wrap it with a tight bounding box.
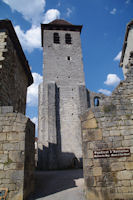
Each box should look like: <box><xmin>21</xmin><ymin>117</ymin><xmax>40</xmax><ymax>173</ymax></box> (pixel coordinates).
<box><xmin>94</xmin><ymin>149</ymin><xmax>131</xmax><ymax>159</ymax></box>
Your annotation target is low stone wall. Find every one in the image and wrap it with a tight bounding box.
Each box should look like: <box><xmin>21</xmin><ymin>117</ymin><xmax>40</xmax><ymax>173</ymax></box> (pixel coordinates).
<box><xmin>0</xmin><ymin>107</ymin><xmax>35</xmax><ymax>199</ymax></box>
<box><xmin>81</xmin><ymin>65</ymin><xmax>133</xmax><ymax>200</ymax></box>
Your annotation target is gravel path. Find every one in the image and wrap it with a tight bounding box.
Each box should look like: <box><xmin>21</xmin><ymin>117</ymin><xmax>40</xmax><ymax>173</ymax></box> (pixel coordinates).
<box><xmin>28</xmin><ymin>169</ymin><xmax>85</xmax><ymax>200</ymax></box>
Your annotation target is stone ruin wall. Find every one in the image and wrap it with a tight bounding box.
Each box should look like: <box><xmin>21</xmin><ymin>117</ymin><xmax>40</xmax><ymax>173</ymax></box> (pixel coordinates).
<box><xmin>0</xmin><ymin>30</ymin><xmax>28</xmax><ymax>115</ymax></box>
<box><xmin>88</xmin><ymin>91</ymin><xmax>105</xmax><ymax>108</ymax></box>
<box><xmin>0</xmin><ymin>107</ymin><xmax>35</xmax><ymax>199</ymax></box>
<box><xmin>81</xmin><ymin>64</ymin><xmax>133</xmax><ymax>200</ymax></box>
<box><xmin>0</xmin><ymin>20</ymin><xmax>35</xmax><ymax>200</ymax></box>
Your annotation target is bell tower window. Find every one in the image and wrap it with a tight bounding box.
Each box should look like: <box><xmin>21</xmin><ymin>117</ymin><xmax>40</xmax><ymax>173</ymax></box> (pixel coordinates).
<box><xmin>53</xmin><ymin>32</ymin><xmax>60</xmax><ymax>44</ymax></box>
<box><xmin>65</xmin><ymin>33</ymin><xmax>72</xmax><ymax>44</ymax></box>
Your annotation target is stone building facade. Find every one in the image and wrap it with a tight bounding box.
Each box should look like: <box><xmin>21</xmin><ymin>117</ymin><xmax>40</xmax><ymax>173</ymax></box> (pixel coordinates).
<box><xmin>38</xmin><ymin>19</ymin><xmax>88</xmax><ymax>170</ymax></box>
<box><xmin>0</xmin><ymin>20</ymin><xmax>35</xmax><ymax>200</ymax></box>
<box><xmin>81</xmin><ymin>20</ymin><xmax>133</xmax><ymax>200</ymax></box>
<box><xmin>0</xmin><ymin>20</ymin><xmax>33</xmax><ymax>114</ymax></box>
<box><xmin>120</xmin><ymin>20</ymin><xmax>133</xmax><ymax>78</ymax></box>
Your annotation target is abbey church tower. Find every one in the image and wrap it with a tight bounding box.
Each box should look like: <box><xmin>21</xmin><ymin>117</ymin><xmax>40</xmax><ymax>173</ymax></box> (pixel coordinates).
<box><xmin>38</xmin><ymin>19</ymin><xmax>88</xmax><ymax>169</ymax></box>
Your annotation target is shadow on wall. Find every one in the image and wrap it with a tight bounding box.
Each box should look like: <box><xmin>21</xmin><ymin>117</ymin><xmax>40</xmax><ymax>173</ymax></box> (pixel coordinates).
<box><xmin>37</xmin><ymin>85</ymin><xmax>83</xmax><ymax>170</ymax></box>
<box><xmin>38</xmin><ymin>144</ymin><xmax>83</xmax><ymax>170</ymax></box>
<box><xmin>28</xmin><ymin>169</ymin><xmax>83</xmax><ymax>199</ymax></box>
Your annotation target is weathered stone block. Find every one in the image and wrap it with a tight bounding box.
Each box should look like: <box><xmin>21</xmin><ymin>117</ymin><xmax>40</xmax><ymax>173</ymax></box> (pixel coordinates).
<box><xmin>125</xmin><ymin>162</ymin><xmax>133</xmax><ymax>170</ymax></box>
<box><xmin>87</xmin><ymin>150</ymin><xmax>93</xmax><ymax>159</ymax></box>
<box><xmin>112</xmin><ymin>140</ymin><xmax>122</xmax><ymax>148</ymax></box>
<box><xmin>82</xmin><ymin>130</ymin><xmax>88</xmax><ymax>141</ymax></box>
<box><xmin>117</xmin><ymin>170</ymin><xmax>132</xmax><ymax>180</ymax></box>
<box><xmin>12</xmin><ymin>123</ymin><xmax>26</xmax><ymax>132</ymax></box>
<box><xmin>93</xmin><ymin>159</ymin><xmax>101</xmax><ymax>167</ymax></box>
<box><xmin>0</xmin><ymin>163</ymin><xmax>4</xmax><ymax>170</ymax></box>
<box><xmin>1</xmin><ymin>106</ymin><xmax>13</xmax><ymax>113</ymax></box>
<box><xmin>0</xmin><ymin>154</ymin><xmax>8</xmax><ymax>163</ymax></box>
<box><xmin>122</xmin><ymin>139</ymin><xmax>133</xmax><ymax>147</ymax></box>
<box><xmin>16</xmin><ymin>113</ymin><xmax>28</xmax><ymax>123</ymax></box>
<box><xmin>127</xmin><ymin>154</ymin><xmax>133</xmax><ymax>161</ymax></box>
<box><xmin>86</xmin><ymin>110</ymin><xmax>95</xmax><ymax>120</ymax></box>
<box><xmin>0</xmin><ymin>144</ymin><xmax>3</xmax><ymax>150</ymax></box>
<box><xmin>121</xmin><ymin>180</ymin><xmax>131</xmax><ymax>186</ymax></box>
<box><xmin>111</xmin><ymin>162</ymin><xmax>125</xmax><ymax>171</ymax></box>
<box><xmin>124</xmin><ymin>135</ymin><xmax>133</xmax><ymax>140</ymax></box>
<box><xmin>86</xmin><ymin>188</ymin><xmax>102</xmax><ymax>200</ymax></box>
<box><xmin>87</xmin><ymin>129</ymin><xmax>102</xmax><ymax>141</ymax></box>
<box><xmin>2</xmin><ymin>126</ymin><xmax>13</xmax><ymax>132</ymax></box>
<box><xmin>11</xmin><ymin>170</ymin><xmax>24</xmax><ymax>181</ymax></box>
<box><xmin>93</xmin><ymin>167</ymin><xmax>102</xmax><ymax>176</ymax></box>
<box><xmin>0</xmin><ymin>171</ymin><xmax>6</xmax><ymax>178</ymax></box>
<box><xmin>0</xmin><ymin>133</ymin><xmax>6</xmax><ymax>141</ymax></box>
<box><xmin>85</xmin><ymin>176</ymin><xmax>96</xmax><ymax>187</ymax></box>
<box><xmin>4</xmin><ymin>163</ymin><xmax>17</xmax><ymax>170</ymax></box>
<box><xmin>7</xmin><ymin>184</ymin><xmax>16</xmax><ymax>191</ymax></box>
<box><xmin>3</xmin><ymin>143</ymin><xmax>19</xmax><ymax>151</ymax></box>
<box><xmin>110</xmin><ymin>130</ymin><xmax>120</xmax><ymax>136</ymax></box>
<box><xmin>1</xmin><ymin>178</ymin><xmax>11</xmax><ymax>184</ymax></box>
<box><xmin>84</xmin><ymin>159</ymin><xmax>93</xmax><ymax>167</ymax></box>
<box><xmin>19</xmin><ymin>141</ymin><xmax>25</xmax><ymax>150</ymax></box>
<box><xmin>7</xmin><ymin>132</ymin><xmax>19</xmax><ymax>141</ymax></box>
<box><xmin>9</xmin><ymin>151</ymin><xmax>24</xmax><ymax>162</ymax></box>
<box><xmin>18</xmin><ymin>132</ymin><xmax>25</xmax><ymax>140</ymax></box>
<box><xmin>82</xmin><ymin>117</ymin><xmax>97</xmax><ymax>129</ymax></box>
<box><xmin>117</xmin><ymin>186</ymin><xmax>130</xmax><ymax>193</ymax></box>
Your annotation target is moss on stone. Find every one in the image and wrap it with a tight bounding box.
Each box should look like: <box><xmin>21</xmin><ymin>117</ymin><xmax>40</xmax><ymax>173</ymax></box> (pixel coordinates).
<box><xmin>125</xmin><ymin>114</ymin><xmax>131</xmax><ymax>119</ymax></box>
<box><xmin>4</xmin><ymin>158</ymin><xmax>13</xmax><ymax>165</ymax></box>
<box><xmin>103</xmin><ymin>104</ymin><xmax>116</xmax><ymax>113</ymax></box>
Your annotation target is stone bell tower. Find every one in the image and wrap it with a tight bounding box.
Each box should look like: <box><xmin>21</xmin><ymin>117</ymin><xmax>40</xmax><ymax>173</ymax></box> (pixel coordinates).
<box><xmin>38</xmin><ymin>19</ymin><xmax>88</xmax><ymax>170</ymax></box>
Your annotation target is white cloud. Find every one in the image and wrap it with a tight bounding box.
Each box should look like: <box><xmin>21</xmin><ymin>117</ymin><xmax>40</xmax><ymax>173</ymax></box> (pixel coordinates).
<box><xmin>27</xmin><ymin>73</ymin><xmax>43</xmax><ymax>106</ymax></box>
<box><xmin>110</xmin><ymin>8</ymin><xmax>117</xmax><ymax>15</ymax></box>
<box><xmin>43</xmin><ymin>9</ymin><xmax>60</xmax><ymax>24</ymax></box>
<box><xmin>57</xmin><ymin>2</ymin><xmax>61</xmax><ymax>7</ymax></box>
<box><xmin>114</xmin><ymin>51</ymin><xmax>122</xmax><ymax>61</ymax></box>
<box><xmin>14</xmin><ymin>9</ymin><xmax>60</xmax><ymax>52</ymax></box>
<box><xmin>66</xmin><ymin>8</ymin><xmax>72</xmax><ymax>17</ymax></box>
<box><xmin>125</xmin><ymin>0</ymin><xmax>130</xmax><ymax>4</ymax></box>
<box><xmin>104</xmin><ymin>74</ymin><xmax>120</xmax><ymax>86</ymax></box>
<box><xmin>2</xmin><ymin>0</ymin><xmax>46</xmax><ymax>25</ymax></box>
<box><xmin>15</xmin><ymin>25</ymin><xmax>41</xmax><ymax>52</ymax></box>
<box><xmin>98</xmin><ymin>89</ymin><xmax>111</xmax><ymax>96</ymax></box>
<box><xmin>3</xmin><ymin>0</ymin><xmax>60</xmax><ymax>25</ymax></box>
<box><xmin>3</xmin><ymin>0</ymin><xmax>60</xmax><ymax>52</ymax></box>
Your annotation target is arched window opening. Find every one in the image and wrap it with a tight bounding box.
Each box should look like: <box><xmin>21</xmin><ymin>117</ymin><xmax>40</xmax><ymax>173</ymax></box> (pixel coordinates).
<box><xmin>53</xmin><ymin>33</ymin><xmax>60</xmax><ymax>44</ymax></box>
<box><xmin>94</xmin><ymin>97</ymin><xmax>100</xmax><ymax>107</ymax></box>
<box><xmin>67</xmin><ymin>56</ymin><xmax>70</xmax><ymax>60</ymax></box>
<box><xmin>65</xmin><ymin>33</ymin><xmax>72</xmax><ymax>44</ymax></box>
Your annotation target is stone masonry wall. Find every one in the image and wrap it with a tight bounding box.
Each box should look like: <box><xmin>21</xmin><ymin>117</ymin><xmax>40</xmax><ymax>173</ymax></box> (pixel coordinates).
<box><xmin>0</xmin><ymin>30</ymin><xmax>28</xmax><ymax>114</ymax></box>
<box><xmin>0</xmin><ymin>107</ymin><xmax>35</xmax><ymax>200</ymax></box>
<box><xmin>81</xmin><ymin>64</ymin><xmax>133</xmax><ymax>200</ymax></box>
<box><xmin>122</xmin><ymin>24</ymin><xmax>133</xmax><ymax>78</ymax></box>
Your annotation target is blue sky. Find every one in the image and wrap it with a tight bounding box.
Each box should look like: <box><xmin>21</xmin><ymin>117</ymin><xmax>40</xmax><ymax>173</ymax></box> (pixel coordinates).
<box><xmin>0</xmin><ymin>0</ymin><xmax>133</xmax><ymax>134</ymax></box>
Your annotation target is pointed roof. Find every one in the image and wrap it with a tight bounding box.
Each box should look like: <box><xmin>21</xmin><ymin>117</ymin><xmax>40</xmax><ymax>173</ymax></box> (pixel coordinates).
<box><xmin>49</xmin><ymin>19</ymin><xmax>72</xmax><ymax>25</ymax></box>
<box><xmin>41</xmin><ymin>19</ymin><xmax>82</xmax><ymax>47</ymax></box>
